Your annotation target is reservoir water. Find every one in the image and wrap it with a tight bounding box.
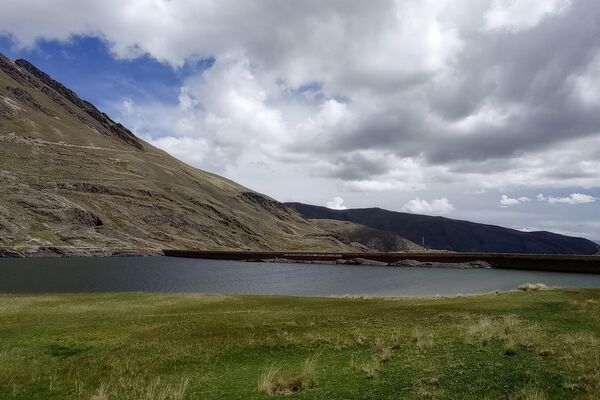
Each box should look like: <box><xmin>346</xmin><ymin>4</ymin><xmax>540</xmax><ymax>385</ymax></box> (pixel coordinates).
<box><xmin>1</xmin><ymin>256</ymin><xmax>600</xmax><ymax>297</ymax></box>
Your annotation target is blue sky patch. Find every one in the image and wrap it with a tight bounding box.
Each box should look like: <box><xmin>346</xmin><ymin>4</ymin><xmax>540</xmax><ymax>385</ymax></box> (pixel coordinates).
<box><xmin>0</xmin><ymin>35</ymin><xmax>214</xmax><ymax>118</ymax></box>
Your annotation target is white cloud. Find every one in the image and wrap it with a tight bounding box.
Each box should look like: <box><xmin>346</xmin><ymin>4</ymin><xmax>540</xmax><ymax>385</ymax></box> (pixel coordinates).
<box><xmin>483</xmin><ymin>0</ymin><xmax>572</xmax><ymax>32</ymax></box>
<box><xmin>537</xmin><ymin>193</ymin><xmax>597</xmax><ymax>205</ymax></box>
<box><xmin>517</xmin><ymin>220</ymin><xmax>600</xmax><ymax>242</ymax></box>
<box><xmin>121</xmin><ymin>98</ymin><xmax>134</xmax><ymax>116</ymax></box>
<box><xmin>4</xmin><ymin>0</ymin><xmax>600</xmax><ymax>194</ymax></box>
<box><xmin>341</xmin><ymin>156</ymin><xmax>428</xmax><ymax>193</ymax></box>
<box><xmin>326</xmin><ymin>197</ymin><xmax>347</xmax><ymax>210</ymax></box>
<box><xmin>570</xmin><ymin>52</ymin><xmax>600</xmax><ymax>108</ymax></box>
<box><xmin>344</xmin><ymin>179</ymin><xmax>425</xmax><ymax>192</ymax></box>
<box><xmin>500</xmin><ymin>194</ymin><xmax>531</xmax><ymax>206</ymax></box>
<box><xmin>123</xmin><ymin>57</ymin><xmax>290</xmax><ymax>172</ymax></box>
<box><xmin>401</xmin><ymin>197</ymin><xmax>455</xmax><ymax>215</ymax></box>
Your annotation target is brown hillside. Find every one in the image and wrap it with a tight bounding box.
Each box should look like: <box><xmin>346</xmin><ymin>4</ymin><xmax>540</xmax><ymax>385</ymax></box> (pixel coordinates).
<box><xmin>0</xmin><ymin>54</ymin><xmax>355</xmax><ymax>254</ymax></box>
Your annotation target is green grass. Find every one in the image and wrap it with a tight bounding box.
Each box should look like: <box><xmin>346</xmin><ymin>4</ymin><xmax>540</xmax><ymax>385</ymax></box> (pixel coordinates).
<box><xmin>1</xmin><ymin>289</ymin><xmax>599</xmax><ymax>399</ymax></box>
<box><xmin>30</xmin><ymin>227</ymin><xmax>58</xmax><ymax>244</ymax></box>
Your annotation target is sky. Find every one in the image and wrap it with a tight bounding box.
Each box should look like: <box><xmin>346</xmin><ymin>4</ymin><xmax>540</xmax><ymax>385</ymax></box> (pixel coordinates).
<box><xmin>1</xmin><ymin>0</ymin><xmax>599</xmax><ymax>243</ymax></box>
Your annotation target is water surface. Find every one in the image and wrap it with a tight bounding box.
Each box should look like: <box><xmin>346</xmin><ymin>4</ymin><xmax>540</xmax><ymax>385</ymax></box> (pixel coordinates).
<box><xmin>1</xmin><ymin>256</ymin><xmax>600</xmax><ymax>297</ymax></box>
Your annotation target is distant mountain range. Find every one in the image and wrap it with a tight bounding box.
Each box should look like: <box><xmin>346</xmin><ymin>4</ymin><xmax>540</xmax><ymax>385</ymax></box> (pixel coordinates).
<box><xmin>286</xmin><ymin>203</ymin><xmax>600</xmax><ymax>255</ymax></box>
<box><xmin>0</xmin><ymin>53</ymin><xmax>355</xmax><ymax>255</ymax></box>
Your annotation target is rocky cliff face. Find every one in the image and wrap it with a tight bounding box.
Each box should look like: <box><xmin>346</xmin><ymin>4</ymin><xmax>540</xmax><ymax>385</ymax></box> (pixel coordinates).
<box><xmin>0</xmin><ymin>54</ymin><xmax>355</xmax><ymax>254</ymax></box>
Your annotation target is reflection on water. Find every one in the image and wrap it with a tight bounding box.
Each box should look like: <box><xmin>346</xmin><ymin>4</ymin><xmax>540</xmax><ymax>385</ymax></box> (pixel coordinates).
<box><xmin>1</xmin><ymin>256</ymin><xmax>600</xmax><ymax>297</ymax></box>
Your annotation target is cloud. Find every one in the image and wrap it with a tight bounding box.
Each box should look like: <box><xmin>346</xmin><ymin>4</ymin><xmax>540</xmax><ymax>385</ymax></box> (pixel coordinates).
<box><xmin>121</xmin><ymin>98</ymin><xmax>134</xmax><ymax>116</ymax></box>
<box><xmin>517</xmin><ymin>220</ymin><xmax>600</xmax><ymax>242</ymax></box>
<box><xmin>3</xmin><ymin>0</ymin><xmax>600</xmax><ymax>193</ymax></box>
<box><xmin>537</xmin><ymin>193</ymin><xmax>597</xmax><ymax>205</ymax></box>
<box><xmin>501</xmin><ymin>193</ymin><xmax>596</xmax><ymax>207</ymax></box>
<box><xmin>401</xmin><ymin>197</ymin><xmax>455</xmax><ymax>215</ymax></box>
<box><xmin>483</xmin><ymin>0</ymin><xmax>573</xmax><ymax>32</ymax></box>
<box><xmin>500</xmin><ymin>195</ymin><xmax>531</xmax><ymax>206</ymax></box>
<box><xmin>326</xmin><ymin>196</ymin><xmax>347</xmax><ymax>210</ymax></box>
<box><xmin>570</xmin><ymin>52</ymin><xmax>600</xmax><ymax>108</ymax></box>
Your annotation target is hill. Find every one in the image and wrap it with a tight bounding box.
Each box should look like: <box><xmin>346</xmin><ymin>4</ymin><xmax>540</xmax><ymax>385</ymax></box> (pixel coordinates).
<box><xmin>311</xmin><ymin>219</ymin><xmax>424</xmax><ymax>252</ymax></box>
<box><xmin>0</xmin><ymin>54</ymin><xmax>354</xmax><ymax>255</ymax></box>
<box><xmin>286</xmin><ymin>203</ymin><xmax>600</xmax><ymax>255</ymax></box>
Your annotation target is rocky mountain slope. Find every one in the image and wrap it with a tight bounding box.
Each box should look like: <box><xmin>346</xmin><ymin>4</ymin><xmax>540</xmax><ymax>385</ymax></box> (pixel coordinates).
<box><xmin>286</xmin><ymin>203</ymin><xmax>600</xmax><ymax>255</ymax></box>
<box><xmin>0</xmin><ymin>54</ymin><xmax>356</xmax><ymax>255</ymax></box>
<box><xmin>311</xmin><ymin>219</ymin><xmax>424</xmax><ymax>252</ymax></box>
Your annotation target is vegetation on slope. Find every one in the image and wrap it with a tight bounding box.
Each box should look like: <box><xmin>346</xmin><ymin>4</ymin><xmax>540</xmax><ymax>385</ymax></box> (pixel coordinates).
<box><xmin>1</xmin><ymin>289</ymin><xmax>599</xmax><ymax>399</ymax></box>
<box><xmin>312</xmin><ymin>219</ymin><xmax>424</xmax><ymax>252</ymax></box>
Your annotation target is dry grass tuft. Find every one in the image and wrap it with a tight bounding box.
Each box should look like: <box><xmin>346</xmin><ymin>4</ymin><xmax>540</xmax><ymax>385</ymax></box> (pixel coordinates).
<box><xmin>377</xmin><ymin>346</ymin><xmax>393</xmax><ymax>362</ymax></box>
<box><xmin>518</xmin><ymin>283</ymin><xmax>550</xmax><ymax>292</ymax></box>
<box><xmin>412</xmin><ymin>328</ymin><xmax>434</xmax><ymax>352</ymax></box>
<box><xmin>89</xmin><ymin>383</ymin><xmax>110</xmax><ymax>400</ymax></box>
<box><xmin>138</xmin><ymin>377</ymin><xmax>189</xmax><ymax>400</ymax></box>
<box><xmin>88</xmin><ymin>377</ymin><xmax>189</xmax><ymax>400</ymax></box>
<box><xmin>359</xmin><ymin>358</ymin><xmax>381</xmax><ymax>379</ymax></box>
<box><xmin>467</xmin><ymin>315</ymin><xmax>534</xmax><ymax>346</ymax></box>
<box><xmin>502</xmin><ymin>315</ymin><xmax>519</xmax><ymax>334</ymax></box>
<box><xmin>510</xmin><ymin>385</ymin><xmax>546</xmax><ymax>400</ymax></box>
<box><xmin>300</xmin><ymin>356</ymin><xmax>318</xmax><ymax>389</ymax></box>
<box><xmin>504</xmin><ymin>338</ymin><xmax>518</xmax><ymax>356</ymax></box>
<box><xmin>413</xmin><ymin>386</ymin><xmax>444</xmax><ymax>400</ymax></box>
<box><xmin>373</xmin><ymin>338</ymin><xmax>393</xmax><ymax>362</ymax></box>
<box><xmin>466</xmin><ymin>314</ymin><xmax>542</xmax><ymax>354</ymax></box>
<box><xmin>258</xmin><ymin>364</ymin><xmax>282</xmax><ymax>396</ymax></box>
<box><xmin>349</xmin><ymin>338</ymin><xmax>395</xmax><ymax>379</ymax></box>
<box><xmin>538</xmin><ymin>349</ymin><xmax>554</xmax><ymax>357</ymax></box>
<box><xmin>467</xmin><ymin>317</ymin><xmax>495</xmax><ymax>346</ymax></box>
<box><xmin>258</xmin><ymin>356</ymin><xmax>318</xmax><ymax>396</ymax></box>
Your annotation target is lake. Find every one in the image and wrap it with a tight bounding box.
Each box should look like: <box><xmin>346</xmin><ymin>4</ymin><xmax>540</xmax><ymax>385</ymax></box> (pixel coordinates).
<box><xmin>1</xmin><ymin>256</ymin><xmax>600</xmax><ymax>297</ymax></box>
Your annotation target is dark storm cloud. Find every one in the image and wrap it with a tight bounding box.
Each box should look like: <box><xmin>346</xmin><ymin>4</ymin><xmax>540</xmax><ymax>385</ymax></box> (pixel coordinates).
<box><xmin>322</xmin><ymin>152</ymin><xmax>393</xmax><ymax>180</ymax></box>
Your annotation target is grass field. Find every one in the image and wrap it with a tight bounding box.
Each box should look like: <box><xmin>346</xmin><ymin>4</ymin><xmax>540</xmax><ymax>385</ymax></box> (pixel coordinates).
<box><xmin>1</xmin><ymin>289</ymin><xmax>599</xmax><ymax>399</ymax></box>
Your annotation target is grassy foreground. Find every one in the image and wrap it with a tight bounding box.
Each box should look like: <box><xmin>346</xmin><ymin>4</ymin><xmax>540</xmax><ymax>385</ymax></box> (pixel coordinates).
<box><xmin>1</xmin><ymin>289</ymin><xmax>599</xmax><ymax>399</ymax></box>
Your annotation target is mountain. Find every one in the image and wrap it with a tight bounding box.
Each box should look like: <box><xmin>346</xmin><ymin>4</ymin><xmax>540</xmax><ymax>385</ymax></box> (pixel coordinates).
<box><xmin>0</xmin><ymin>54</ymin><xmax>355</xmax><ymax>255</ymax></box>
<box><xmin>286</xmin><ymin>203</ymin><xmax>600</xmax><ymax>255</ymax></box>
<box><xmin>311</xmin><ymin>219</ymin><xmax>424</xmax><ymax>252</ymax></box>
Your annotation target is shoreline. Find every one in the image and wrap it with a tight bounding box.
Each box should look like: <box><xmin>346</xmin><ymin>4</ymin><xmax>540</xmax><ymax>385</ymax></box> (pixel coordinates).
<box><xmin>165</xmin><ymin>249</ymin><xmax>600</xmax><ymax>274</ymax></box>
<box><xmin>0</xmin><ymin>246</ymin><xmax>162</xmax><ymax>258</ymax></box>
<box><xmin>2</xmin><ymin>246</ymin><xmax>599</xmax><ymax>273</ymax></box>
<box><xmin>240</xmin><ymin>257</ymin><xmax>492</xmax><ymax>269</ymax></box>
<box><xmin>0</xmin><ymin>285</ymin><xmax>565</xmax><ymax>300</ymax></box>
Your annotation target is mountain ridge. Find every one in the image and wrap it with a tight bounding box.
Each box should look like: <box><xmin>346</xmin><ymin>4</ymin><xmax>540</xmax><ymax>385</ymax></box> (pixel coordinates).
<box><xmin>286</xmin><ymin>202</ymin><xmax>600</xmax><ymax>255</ymax></box>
